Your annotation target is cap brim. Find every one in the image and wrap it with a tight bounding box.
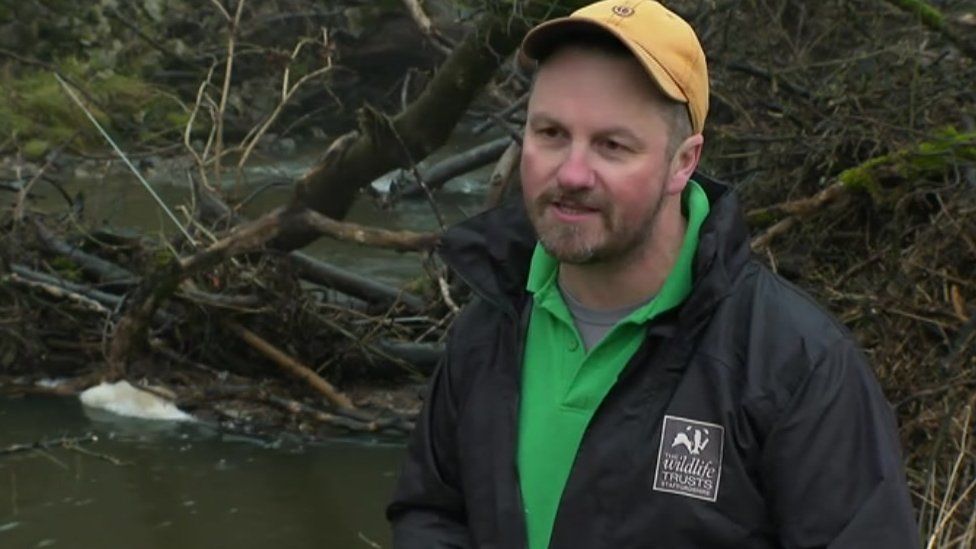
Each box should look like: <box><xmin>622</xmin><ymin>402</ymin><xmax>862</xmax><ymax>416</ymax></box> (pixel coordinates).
<box><xmin>519</xmin><ymin>18</ymin><xmax>687</xmax><ymax>105</ymax></box>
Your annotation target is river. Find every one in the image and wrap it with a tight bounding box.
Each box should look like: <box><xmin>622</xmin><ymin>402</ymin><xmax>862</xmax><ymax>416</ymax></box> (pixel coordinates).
<box><xmin>1</xmin><ymin>395</ymin><xmax>404</xmax><ymax>548</ymax></box>
<box><xmin>2</xmin><ymin>131</ymin><xmax>500</xmax><ymax>548</ymax></box>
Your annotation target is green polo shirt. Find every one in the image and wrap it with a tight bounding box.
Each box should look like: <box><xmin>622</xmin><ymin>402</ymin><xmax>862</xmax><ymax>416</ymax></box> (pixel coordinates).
<box><xmin>517</xmin><ymin>180</ymin><xmax>710</xmax><ymax>549</ymax></box>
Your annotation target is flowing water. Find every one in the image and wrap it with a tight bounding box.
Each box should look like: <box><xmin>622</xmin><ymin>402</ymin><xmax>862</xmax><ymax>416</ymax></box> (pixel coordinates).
<box><xmin>0</xmin><ymin>396</ymin><xmax>404</xmax><ymax>548</ymax></box>
<box><xmin>2</xmin><ymin>131</ymin><xmax>500</xmax><ymax>548</ymax></box>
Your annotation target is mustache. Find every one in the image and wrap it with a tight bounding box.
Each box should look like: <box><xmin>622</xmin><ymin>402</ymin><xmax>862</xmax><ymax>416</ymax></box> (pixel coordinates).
<box><xmin>538</xmin><ymin>188</ymin><xmax>605</xmax><ymax>210</ymax></box>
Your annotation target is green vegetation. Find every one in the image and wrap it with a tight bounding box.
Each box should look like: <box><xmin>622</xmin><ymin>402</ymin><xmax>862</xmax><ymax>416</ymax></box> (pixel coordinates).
<box><xmin>886</xmin><ymin>0</ymin><xmax>948</xmax><ymax>32</ymax></box>
<box><xmin>0</xmin><ymin>59</ymin><xmax>187</xmax><ymax>157</ymax></box>
<box><xmin>838</xmin><ymin>129</ymin><xmax>976</xmax><ymax>198</ymax></box>
<box><xmin>0</xmin><ymin>0</ymin><xmax>196</xmax><ymax>158</ymax></box>
<box><xmin>48</xmin><ymin>257</ymin><xmax>83</xmax><ymax>282</ymax></box>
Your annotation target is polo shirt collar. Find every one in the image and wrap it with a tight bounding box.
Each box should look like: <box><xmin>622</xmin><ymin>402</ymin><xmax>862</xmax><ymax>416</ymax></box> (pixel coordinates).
<box><xmin>526</xmin><ymin>179</ymin><xmax>710</xmax><ymax>323</ymax></box>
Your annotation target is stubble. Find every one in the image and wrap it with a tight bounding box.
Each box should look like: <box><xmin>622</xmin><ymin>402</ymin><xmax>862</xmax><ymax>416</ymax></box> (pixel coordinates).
<box><xmin>531</xmin><ymin>183</ymin><xmax>666</xmax><ymax>266</ymax></box>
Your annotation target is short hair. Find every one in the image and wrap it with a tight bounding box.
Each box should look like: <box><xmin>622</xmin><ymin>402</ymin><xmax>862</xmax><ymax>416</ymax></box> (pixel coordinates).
<box><xmin>532</xmin><ymin>28</ymin><xmax>693</xmax><ymax>159</ymax></box>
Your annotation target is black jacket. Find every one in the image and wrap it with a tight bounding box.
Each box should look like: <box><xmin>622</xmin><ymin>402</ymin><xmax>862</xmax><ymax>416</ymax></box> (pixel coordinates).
<box><xmin>387</xmin><ymin>176</ymin><xmax>920</xmax><ymax>548</ymax></box>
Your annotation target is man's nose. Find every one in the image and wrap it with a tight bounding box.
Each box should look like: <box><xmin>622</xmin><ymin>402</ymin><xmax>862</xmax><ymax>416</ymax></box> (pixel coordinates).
<box><xmin>556</xmin><ymin>146</ymin><xmax>595</xmax><ymax>190</ymax></box>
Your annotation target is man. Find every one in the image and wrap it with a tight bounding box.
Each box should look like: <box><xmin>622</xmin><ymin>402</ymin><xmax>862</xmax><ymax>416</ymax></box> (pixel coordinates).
<box><xmin>387</xmin><ymin>1</ymin><xmax>920</xmax><ymax>547</ymax></box>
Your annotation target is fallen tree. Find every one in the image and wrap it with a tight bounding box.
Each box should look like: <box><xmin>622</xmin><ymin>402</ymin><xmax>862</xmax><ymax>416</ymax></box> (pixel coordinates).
<box><xmin>275</xmin><ymin>2</ymin><xmax>588</xmax><ymax>248</ymax></box>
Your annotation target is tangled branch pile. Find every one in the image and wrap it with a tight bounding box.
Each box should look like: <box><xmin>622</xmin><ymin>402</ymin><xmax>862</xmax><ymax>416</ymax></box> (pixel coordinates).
<box><xmin>1</xmin><ymin>0</ymin><xmax>463</xmax><ymax>435</ymax></box>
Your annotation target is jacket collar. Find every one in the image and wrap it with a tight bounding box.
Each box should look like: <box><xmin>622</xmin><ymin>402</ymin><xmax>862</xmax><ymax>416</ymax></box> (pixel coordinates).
<box><xmin>437</xmin><ymin>172</ymin><xmax>752</xmax><ymax>320</ymax></box>
<box><xmin>437</xmin><ymin>198</ymin><xmax>537</xmax><ymax>316</ymax></box>
<box><xmin>680</xmin><ymin>172</ymin><xmax>753</xmax><ymax>327</ymax></box>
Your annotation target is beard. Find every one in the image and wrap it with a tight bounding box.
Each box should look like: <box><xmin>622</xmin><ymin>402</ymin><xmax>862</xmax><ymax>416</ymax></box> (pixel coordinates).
<box><xmin>528</xmin><ymin>183</ymin><xmax>666</xmax><ymax>266</ymax></box>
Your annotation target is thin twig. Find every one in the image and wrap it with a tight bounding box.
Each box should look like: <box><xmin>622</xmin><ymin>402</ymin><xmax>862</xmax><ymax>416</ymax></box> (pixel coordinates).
<box><xmin>926</xmin><ymin>399</ymin><xmax>975</xmax><ymax>548</ymax></box>
<box><xmin>236</xmin><ymin>35</ymin><xmax>334</xmax><ymax>171</ymax></box>
<box><xmin>357</xmin><ymin>532</ymin><xmax>383</xmax><ymax>548</ymax></box>
<box><xmin>13</xmin><ymin>133</ymin><xmax>77</xmax><ymax>222</ymax></box>
<box><xmin>385</xmin><ymin>115</ymin><xmax>447</xmax><ymax>230</ymax></box>
<box><xmin>64</xmin><ymin>442</ymin><xmax>131</xmax><ymax>466</ymax></box>
<box><xmin>438</xmin><ymin>275</ymin><xmax>460</xmax><ymax>315</ymax></box>
<box><xmin>310</xmin><ymin>313</ymin><xmax>422</xmax><ymax>379</ymax></box>
<box><xmin>400</xmin><ymin>0</ymin><xmax>453</xmax><ymax>55</ymax></box>
<box><xmin>185</xmin><ymin>62</ymin><xmax>219</xmax><ymax>191</ymax></box>
<box><xmin>209</xmin><ymin>0</ymin><xmax>232</xmax><ymax>22</ymax></box>
<box><xmin>213</xmin><ymin>0</ymin><xmax>246</xmax><ymax>190</ymax></box>
<box><xmin>1</xmin><ymin>433</ymin><xmax>98</xmax><ymax>456</ymax></box>
<box><xmin>474</xmin><ymin>93</ymin><xmax>529</xmax><ymax>134</ymax></box>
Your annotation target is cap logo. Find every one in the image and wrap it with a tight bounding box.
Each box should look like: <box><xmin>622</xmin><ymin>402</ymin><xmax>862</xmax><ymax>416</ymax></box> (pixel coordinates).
<box><xmin>611</xmin><ymin>5</ymin><xmax>635</xmax><ymax>17</ymax></box>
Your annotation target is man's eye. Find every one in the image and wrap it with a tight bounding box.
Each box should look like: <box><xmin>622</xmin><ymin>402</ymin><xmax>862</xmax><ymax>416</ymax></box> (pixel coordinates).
<box><xmin>536</xmin><ymin>127</ymin><xmax>561</xmax><ymax>139</ymax></box>
<box><xmin>601</xmin><ymin>139</ymin><xmax>626</xmax><ymax>152</ymax></box>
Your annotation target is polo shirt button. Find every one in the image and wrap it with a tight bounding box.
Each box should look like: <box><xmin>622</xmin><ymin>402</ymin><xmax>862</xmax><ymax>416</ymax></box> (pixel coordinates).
<box><xmin>569</xmin><ymin>339</ymin><xmax>580</xmax><ymax>351</ymax></box>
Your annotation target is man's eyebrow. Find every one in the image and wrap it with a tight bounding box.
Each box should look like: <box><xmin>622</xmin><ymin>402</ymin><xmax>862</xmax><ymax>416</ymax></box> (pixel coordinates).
<box><xmin>526</xmin><ymin>114</ymin><xmax>646</xmax><ymax>145</ymax></box>
<box><xmin>597</xmin><ymin>127</ymin><xmax>642</xmax><ymax>142</ymax></box>
<box><xmin>528</xmin><ymin>115</ymin><xmax>641</xmax><ymax>137</ymax></box>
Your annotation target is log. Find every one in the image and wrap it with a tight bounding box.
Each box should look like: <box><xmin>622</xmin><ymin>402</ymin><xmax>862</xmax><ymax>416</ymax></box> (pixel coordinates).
<box><xmin>389</xmin><ymin>136</ymin><xmax>513</xmax><ymax>199</ymax></box>
<box><xmin>8</xmin><ymin>267</ymin><xmax>113</xmax><ymax>316</ymax></box>
<box><xmin>288</xmin><ymin>251</ymin><xmax>426</xmax><ymax>312</ymax></box>
<box><xmin>9</xmin><ymin>264</ymin><xmax>123</xmax><ymax>309</ymax></box>
<box><xmin>33</xmin><ymin>220</ymin><xmax>136</xmax><ymax>283</ymax></box>
<box><xmin>7</xmin><ymin>264</ymin><xmax>174</xmax><ymax>325</ymax></box>
<box><xmin>373</xmin><ymin>339</ymin><xmax>443</xmax><ymax>373</ymax></box>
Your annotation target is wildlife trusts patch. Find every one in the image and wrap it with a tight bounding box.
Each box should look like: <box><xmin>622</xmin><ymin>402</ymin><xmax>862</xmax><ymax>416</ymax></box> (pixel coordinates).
<box><xmin>653</xmin><ymin>415</ymin><xmax>724</xmax><ymax>502</ymax></box>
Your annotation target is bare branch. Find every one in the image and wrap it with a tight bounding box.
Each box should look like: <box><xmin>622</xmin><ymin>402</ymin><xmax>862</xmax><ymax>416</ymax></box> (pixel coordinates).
<box><xmin>213</xmin><ymin>0</ymin><xmax>246</xmax><ymax>189</ymax></box>
<box><xmin>225</xmin><ymin>320</ymin><xmax>356</xmax><ymax>410</ymax></box>
<box><xmin>401</xmin><ymin>0</ymin><xmax>453</xmax><ymax>55</ymax></box>
<box><xmin>236</xmin><ymin>35</ymin><xmax>335</xmax><ymax>171</ymax></box>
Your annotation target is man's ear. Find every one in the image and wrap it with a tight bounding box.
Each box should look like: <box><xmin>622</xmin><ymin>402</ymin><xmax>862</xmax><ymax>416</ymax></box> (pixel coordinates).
<box><xmin>666</xmin><ymin>134</ymin><xmax>704</xmax><ymax>195</ymax></box>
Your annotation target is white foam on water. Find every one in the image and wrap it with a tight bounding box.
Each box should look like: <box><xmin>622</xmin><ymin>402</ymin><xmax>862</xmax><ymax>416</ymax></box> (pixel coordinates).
<box><xmin>79</xmin><ymin>381</ymin><xmax>194</xmax><ymax>422</ymax></box>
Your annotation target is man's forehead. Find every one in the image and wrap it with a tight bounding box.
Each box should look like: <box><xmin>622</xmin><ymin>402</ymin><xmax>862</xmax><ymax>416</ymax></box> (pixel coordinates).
<box><xmin>528</xmin><ymin>46</ymin><xmax>672</xmax><ymax>106</ymax></box>
<box><xmin>527</xmin><ymin>111</ymin><xmax>641</xmax><ymax>135</ymax></box>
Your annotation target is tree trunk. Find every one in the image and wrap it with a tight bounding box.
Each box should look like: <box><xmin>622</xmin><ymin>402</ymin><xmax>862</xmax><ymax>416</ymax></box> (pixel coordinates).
<box><xmin>273</xmin><ymin>2</ymin><xmax>585</xmax><ymax>251</ymax></box>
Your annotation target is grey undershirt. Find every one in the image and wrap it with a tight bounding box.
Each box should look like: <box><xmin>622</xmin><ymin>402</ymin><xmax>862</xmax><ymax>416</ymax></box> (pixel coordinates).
<box><xmin>558</xmin><ymin>279</ymin><xmax>651</xmax><ymax>352</ymax></box>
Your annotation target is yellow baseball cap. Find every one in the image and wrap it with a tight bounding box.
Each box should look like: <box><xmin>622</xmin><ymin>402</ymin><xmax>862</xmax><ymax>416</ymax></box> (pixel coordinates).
<box><xmin>520</xmin><ymin>0</ymin><xmax>709</xmax><ymax>134</ymax></box>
